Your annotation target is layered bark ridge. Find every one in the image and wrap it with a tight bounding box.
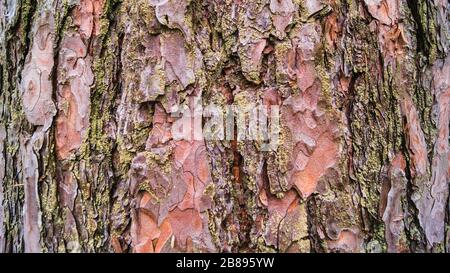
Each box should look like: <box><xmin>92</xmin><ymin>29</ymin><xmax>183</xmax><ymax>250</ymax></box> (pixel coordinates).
<box><xmin>0</xmin><ymin>0</ymin><xmax>449</xmax><ymax>253</ymax></box>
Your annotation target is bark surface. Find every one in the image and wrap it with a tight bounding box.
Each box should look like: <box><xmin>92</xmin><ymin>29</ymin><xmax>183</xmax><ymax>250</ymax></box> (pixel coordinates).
<box><xmin>0</xmin><ymin>0</ymin><xmax>449</xmax><ymax>253</ymax></box>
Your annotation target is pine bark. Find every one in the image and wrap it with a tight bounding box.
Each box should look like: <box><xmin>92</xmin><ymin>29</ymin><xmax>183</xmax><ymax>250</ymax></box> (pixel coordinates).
<box><xmin>0</xmin><ymin>0</ymin><xmax>449</xmax><ymax>253</ymax></box>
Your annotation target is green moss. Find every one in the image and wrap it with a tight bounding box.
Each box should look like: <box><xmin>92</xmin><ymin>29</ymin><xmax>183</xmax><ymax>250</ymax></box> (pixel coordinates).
<box><xmin>19</xmin><ymin>0</ymin><xmax>35</xmax><ymax>45</ymax></box>
<box><xmin>273</xmin><ymin>124</ymin><xmax>292</xmax><ymax>192</ymax></box>
<box><xmin>203</xmin><ymin>183</ymin><xmax>216</xmax><ymax>199</ymax></box>
<box><xmin>256</xmin><ymin>237</ymin><xmax>276</xmax><ymax>253</ymax></box>
<box><xmin>314</xmin><ymin>46</ymin><xmax>334</xmax><ymax>113</ymax></box>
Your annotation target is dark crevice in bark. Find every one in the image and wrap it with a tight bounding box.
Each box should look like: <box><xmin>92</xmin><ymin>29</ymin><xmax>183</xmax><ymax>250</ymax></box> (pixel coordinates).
<box><xmin>406</xmin><ymin>0</ymin><xmax>427</xmax><ymax>57</ymax></box>
<box><xmin>401</xmin><ymin>119</ymin><xmax>426</xmax><ymax>252</ymax></box>
<box><xmin>306</xmin><ymin>198</ymin><xmax>321</xmax><ymax>253</ymax></box>
<box><xmin>231</xmin><ymin>128</ymin><xmax>251</xmax><ymax>251</ymax></box>
<box><xmin>109</xmin><ymin>28</ymin><xmax>129</xmax><ymax>253</ymax></box>
<box><xmin>17</xmin><ymin>0</ymin><xmax>37</xmax><ymax>71</ymax></box>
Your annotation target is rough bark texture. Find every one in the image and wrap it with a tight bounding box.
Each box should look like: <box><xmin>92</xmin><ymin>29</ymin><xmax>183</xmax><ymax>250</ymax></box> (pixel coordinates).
<box><xmin>0</xmin><ymin>0</ymin><xmax>449</xmax><ymax>253</ymax></box>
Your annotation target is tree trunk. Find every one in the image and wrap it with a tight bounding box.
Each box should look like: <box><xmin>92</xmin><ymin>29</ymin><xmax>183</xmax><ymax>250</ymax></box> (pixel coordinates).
<box><xmin>0</xmin><ymin>0</ymin><xmax>449</xmax><ymax>253</ymax></box>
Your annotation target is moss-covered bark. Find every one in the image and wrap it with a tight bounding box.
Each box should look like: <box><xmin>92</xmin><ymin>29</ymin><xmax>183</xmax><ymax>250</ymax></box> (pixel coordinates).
<box><xmin>0</xmin><ymin>0</ymin><xmax>449</xmax><ymax>253</ymax></box>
